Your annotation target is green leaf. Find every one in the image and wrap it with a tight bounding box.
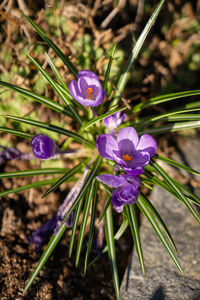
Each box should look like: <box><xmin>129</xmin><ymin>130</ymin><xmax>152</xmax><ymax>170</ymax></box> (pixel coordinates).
<box><xmin>104</xmin><ymin>204</ymin><xmax>120</xmax><ymax>300</ymax></box>
<box><xmin>150</xmin><ymin>160</ymin><xmax>200</xmax><ymax>224</ymax></box>
<box><xmin>23</xmin><ymin>221</ymin><xmax>68</xmax><ymax>295</ymax></box>
<box><xmin>0</xmin><ymin>178</ymin><xmax>58</xmax><ymax>197</ymax></box>
<box><xmin>84</xmin><ymin>180</ymin><xmax>98</xmax><ymax>274</ymax></box>
<box><xmin>0</xmin><ymin>127</ymin><xmax>33</xmax><ymax>139</ymax></box>
<box><xmin>155</xmin><ymin>154</ymin><xmax>200</xmax><ymax>176</ymax></box>
<box><xmin>61</xmin><ymin>156</ymin><xmax>102</xmax><ymax>224</ymax></box>
<box><xmin>125</xmin><ymin>205</ymin><xmax>145</xmax><ymax>275</ymax></box>
<box><xmin>111</xmin><ymin>0</ymin><xmax>166</xmax><ymax>107</ymax></box>
<box><xmin>4</xmin><ymin>115</ymin><xmax>94</xmax><ymax>147</ymax></box>
<box><xmin>42</xmin><ymin>164</ymin><xmax>83</xmax><ymax>198</ymax></box>
<box><xmin>0</xmin><ymin>80</ymin><xmax>73</xmax><ymax>118</ymax></box>
<box><xmin>139</xmin><ymin>192</ymin><xmax>177</xmax><ymax>252</ymax></box>
<box><xmin>45</xmin><ymin>52</ymin><xmax>69</xmax><ymax>90</ymax></box>
<box><xmin>26</xmin><ymin>52</ymin><xmax>83</xmax><ymax>126</ymax></box>
<box><xmin>81</xmin><ymin>106</ymin><xmax>127</xmax><ymax>131</ymax></box>
<box><xmin>133</xmin><ymin>90</ymin><xmax>200</xmax><ymax>113</ymax></box>
<box><xmin>138</xmin><ymin>120</ymin><xmax>200</xmax><ymax>135</ymax></box>
<box><xmin>0</xmin><ymin>168</ymin><xmax>68</xmax><ymax>179</ymax></box>
<box><xmin>87</xmin><ymin>218</ymin><xmax>129</xmax><ymax>270</ymax></box>
<box><xmin>137</xmin><ymin>194</ymin><xmax>184</xmax><ymax>275</ymax></box>
<box><xmin>22</xmin><ymin>12</ymin><xmax>78</xmax><ymax>78</ymax></box>
<box><xmin>75</xmin><ymin>179</ymin><xmax>95</xmax><ymax>266</ymax></box>
<box><xmin>68</xmin><ymin>192</ymin><xmax>85</xmax><ymax>257</ymax></box>
<box><xmin>103</xmin><ymin>44</ymin><xmax>116</xmax><ymax>91</ymax></box>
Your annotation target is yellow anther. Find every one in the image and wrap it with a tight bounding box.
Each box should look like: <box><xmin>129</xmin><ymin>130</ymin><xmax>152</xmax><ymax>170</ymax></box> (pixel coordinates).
<box><xmin>86</xmin><ymin>87</ymin><xmax>94</xmax><ymax>99</ymax></box>
<box><xmin>123</xmin><ymin>154</ymin><xmax>133</xmax><ymax>161</ymax></box>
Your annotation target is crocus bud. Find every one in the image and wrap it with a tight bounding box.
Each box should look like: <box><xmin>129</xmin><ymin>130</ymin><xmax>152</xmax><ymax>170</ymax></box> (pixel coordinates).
<box><xmin>31</xmin><ymin>134</ymin><xmax>56</xmax><ymax>159</ymax></box>
<box><xmin>104</xmin><ymin>111</ymin><xmax>126</xmax><ymax>134</ymax></box>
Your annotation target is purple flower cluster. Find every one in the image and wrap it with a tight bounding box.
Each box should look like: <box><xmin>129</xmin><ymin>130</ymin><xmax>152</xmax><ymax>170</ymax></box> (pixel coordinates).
<box><xmin>96</xmin><ymin>127</ymin><xmax>157</xmax><ymax>212</ymax></box>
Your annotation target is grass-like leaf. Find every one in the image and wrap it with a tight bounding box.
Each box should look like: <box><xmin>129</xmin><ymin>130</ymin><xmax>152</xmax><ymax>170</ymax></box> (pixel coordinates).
<box><xmin>22</xmin><ymin>12</ymin><xmax>78</xmax><ymax>78</ymax></box>
<box><xmin>0</xmin><ymin>80</ymin><xmax>73</xmax><ymax>118</ymax></box>
<box><xmin>125</xmin><ymin>205</ymin><xmax>145</xmax><ymax>275</ymax></box>
<box><xmin>41</xmin><ymin>164</ymin><xmax>83</xmax><ymax>198</ymax></box>
<box><xmin>0</xmin><ymin>178</ymin><xmax>59</xmax><ymax>197</ymax></box>
<box><xmin>84</xmin><ymin>180</ymin><xmax>98</xmax><ymax>274</ymax></box>
<box><xmin>75</xmin><ymin>179</ymin><xmax>96</xmax><ymax>266</ymax></box>
<box><xmin>81</xmin><ymin>106</ymin><xmax>127</xmax><ymax>131</ymax></box>
<box><xmin>139</xmin><ymin>192</ymin><xmax>177</xmax><ymax>252</ymax></box>
<box><xmin>104</xmin><ymin>204</ymin><xmax>120</xmax><ymax>300</ymax></box>
<box><xmin>150</xmin><ymin>160</ymin><xmax>200</xmax><ymax>224</ymax></box>
<box><xmin>135</xmin><ymin>104</ymin><xmax>200</xmax><ymax>128</ymax></box>
<box><xmin>68</xmin><ymin>192</ymin><xmax>85</xmax><ymax>257</ymax></box>
<box><xmin>26</xmin><ymin>52</ymin><xmax>83</xmax><ymax>126</ymax></box>
<box><xmin>139</xmin><ymin>120</ymin><xmax>200</xmax><ymax>135</ymax></box>
<box><xmin>137</xmin><ymin>194</ymin><xmax>184</xmax><ymax>275</ymax></box>
<box><xmin>0</xmin><ymin>127</ymin><xmax>33</xmax><ymax>139</ymax></box>
<box><xmin>0</xmin><ymin>168</ymin><xmax>68</xmax><ymax>179</ymax></box>
<box><xmin>111</xmin><ymin>0</ymin><xmax>166</xmax><ymax>107</ymax></box>
<box><xmin>155</xmin><ymin>154</ymin><xmax>200</xmax><ymax>176</ymax></box>
<box><xmin>23</xmin><ymin>220</ymin><xmax>68</xmax><ymax>295</ymax></box>
<box><xmin>45</xmin><ymin>52</ymin><xmax>69</xmax><ymax>90</ymax></box>
<box><xmin>4</xmin><ymin>115</ymin><xmax>94</xmax><ymax>147</ymax></box>
<box><xmin>102</xmin><ymin>44</ymin><xmax>116</xmax><ymax>91</ymax></box>
<box><xmin>133</xmin><ymin>90</ymin><xmax>200</xmax><ymax>113</ymax></box>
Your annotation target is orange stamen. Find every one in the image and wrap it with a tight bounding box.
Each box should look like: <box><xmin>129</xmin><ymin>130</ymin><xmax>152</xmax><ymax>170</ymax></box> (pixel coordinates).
<box><xmin>86</xmin><ymin>87</ymin><xmax>94</xmax><ymax>99</ymax></box>
<box><xmin>123</xmin><ymin>154</ymin><xmax>133</xmax><ymax>161</ymax></box>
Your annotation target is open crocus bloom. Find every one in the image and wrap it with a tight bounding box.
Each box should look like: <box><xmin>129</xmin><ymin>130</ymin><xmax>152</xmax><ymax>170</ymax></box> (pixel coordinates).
<box><xmin>96</xmin><ymin>174</ymin><xmax>139</xmax><ymax>212</ymax></box>
<box><xmin>69</xmin><ymin>70</ymin><xmax>105</xmax><ymax>107</ymax></box>
<box><xmin>96</xmin><ymin>127</ymin><xmax>157</xmax><ymax>174</ymax></box>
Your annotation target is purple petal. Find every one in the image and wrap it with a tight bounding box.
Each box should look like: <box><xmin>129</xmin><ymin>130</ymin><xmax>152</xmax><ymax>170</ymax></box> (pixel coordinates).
<box><xmin>123</xmin><ymin>166</ymin><xmax>144</xmax><ymax>176</ymax></box>
<box><xmin>117</xmin><ymin>127</ymin><xmax>139</xmax><ymax>149</ymax></box>
<box><xmin>118</xmin><ymin>184</ymin><xmax>139</xmax><ymax>204</ymax></box>
<box><xmin>128</xmin><ymin>151</ymin><xmax>150</xmax><ymax>168</ymax></box>
<box><xmin>78</xmin><ymin>70</ymin><xmax>99</xmax><ymax>81</ymax></box>
<box><xmin>137</xmin><ymin>134</ymin><xmax>157</xmax><ymax>156</ymax></box>
<box><xmin>112</xmin><ymin>190</ymin><xmax>124</xmax><ymax>213</ymax></box>
<box><xmin>96</xmin><ymin>134</ymin><xmax>119</xmax><ymax>161</ymax></box>
<box><xmin>96</xmin><ymin>174</ymin><xmax>126</xmax><ymax>187</ymax></box>
<box><xmin>28</xmin><ymin>214</ymin><xmax>57</xmax><ymax>253</ymax></box>
<box><xmin>69</xmin><ymin>79</ymin><xmax>80</xmax><ymax>100</ymax></box>
<box><xmin>90</xmin><ymin>90</ymin><xmax>105</xmax><ymax>107</ymax></box>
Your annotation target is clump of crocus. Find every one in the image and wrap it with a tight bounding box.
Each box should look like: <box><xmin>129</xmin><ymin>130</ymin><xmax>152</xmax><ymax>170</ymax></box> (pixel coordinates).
<box><xmin>96</xmin><ymin>174</ymin><xmax>139</xmax><ymax>213</ymax></box>
<box><xmin>31</xmin><ymin>134</ymin><xmax>57</xmax><ymax>159</ymax></box>
<box><xmin>104</xmin><ymin>111</ymin><xmax>126</xmax><ymax>135</ymax></box>
<box><xmin>69</xmin><ymin>70</ymin><xmax>105</xmax><ymax>107</ymax></box>
<box><xmin>96</xmin><ymin>127</ymin><xmax>157</xmax><ymax>175</ymax></box>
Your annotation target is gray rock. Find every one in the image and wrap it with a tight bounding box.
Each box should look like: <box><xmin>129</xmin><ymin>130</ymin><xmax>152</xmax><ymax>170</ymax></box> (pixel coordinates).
<box><xmin>120</xmin><ymin>136</ymin><xmax>200</xmax><ymax>300</ymax></box>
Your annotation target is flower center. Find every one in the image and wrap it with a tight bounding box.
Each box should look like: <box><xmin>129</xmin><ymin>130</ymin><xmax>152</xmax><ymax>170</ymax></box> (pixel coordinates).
<box><xmin>123</xmin><ymin>154</ymin><xmax>133</xmax><ymax>161</ymax></box>
<box><xmin>86</xmin><ymin>87</ymin><xmax>94</xmax><ymax>99</ymax></box>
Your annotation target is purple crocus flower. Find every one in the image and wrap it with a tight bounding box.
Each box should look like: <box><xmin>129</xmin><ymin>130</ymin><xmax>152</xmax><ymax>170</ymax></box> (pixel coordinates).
<box><xmin>31</xmin><ymin>134</ymin><xmax>57</xmax><ymax>159</ymax></box>
<box><xmin>96</xmin><ymin>127</ymin><xmax>157</xmax><ymax>175</ymax></box>
<box><xmin>69</xmin><ymin>70</ymin><xmax>105</xmax><ymax>107</ymax></box>
<box><xmin>104</xmin><ymin>111</ymin><xmax>126</xmax><ymax>134</ymax></box>
<box><xmin>96</xmin><ymin>174</ymin><xmax>139</xmax><ymax>213</ymax></box>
